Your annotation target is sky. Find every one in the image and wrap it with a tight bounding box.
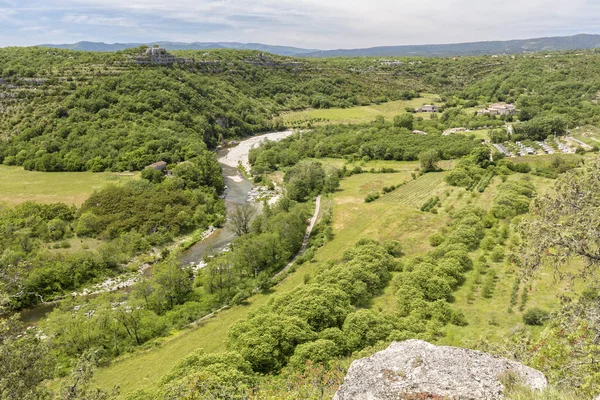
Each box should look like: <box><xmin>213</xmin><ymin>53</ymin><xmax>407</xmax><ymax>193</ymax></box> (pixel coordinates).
<box><xmin>1</xmin><ymin>0</ymin><xmax>600</xmax><ymax>49</ymax></box>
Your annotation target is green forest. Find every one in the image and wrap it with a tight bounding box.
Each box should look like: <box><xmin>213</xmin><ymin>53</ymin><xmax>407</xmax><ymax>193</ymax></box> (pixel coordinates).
<box><xmin>2</xmin><ymin>45</ymin><xmax>600</xmax><ymax>400</ymax></box>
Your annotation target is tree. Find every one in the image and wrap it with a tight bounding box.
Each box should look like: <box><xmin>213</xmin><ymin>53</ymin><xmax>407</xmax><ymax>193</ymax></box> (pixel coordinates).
<box><xmin>0</xmin><ymin>316</ymin><xmax>54</xmax><ymax>400</ymax></box>
<box><xmin>323</xmin><ymin>170</ymin><xmax>340</xmax><ymax>194</ymax></box>
<box><xmin>151</xmin><ymin>260</ymin><xmax>194</xmax><ymax>312</ymax></box>
<box><xmin>159</xmin><ymin>350</ymin><xmax>255</xmax><ymax>399</ymax></box>
<box><xmin>419</xmin><ymin>149</ymin><xmax>440</xmax><ymax>172</ymax></box>
<box><xmin>518</xmin><ymin>158</ymin><xmax>600</xmax><ymax>278</ymax></box>
<box><xmin>342</xmin><ymin>309</ymin><xmax>394</xmax><ymax>352</ymax></box>
<box><xmin>285</xmin><ymin>162</ymin><xmax>326</xmax><ymax>202</ymax></box>
<box><xmin>60</xmin><ymin>350</ymin><xmax>117</xmax><ymax>400</ymax></box>
<box><xmin>141</xmin><ymin>167</ymin><xmax>165</xmax><ymax>184</ymax></box>
<box><xmin>74</xmin><ymin>212</ymin><xmax>102</xmax><ymax>237</ymax></box>
<box><xmin>393</xmin><ymin>113</ymin><xmax>414</xmax><ymax>130</ymax></box>
<box><xmin>229</xmin><ymin>204</ymin><xmax>257</xmax><ymax>237</ymax></box>
<box><xmin>471</xmin><ymin>146</ymin><xmax>492</xmax><ymax>168</ymax></box>
<box><xmin>288</xmin><ymin>339</ymin><xmax>339</xmax><ymax>371</ymax></box>
<box><xmin>269</xmin><ymin>285</ymin><xmax>353</xmax><ymax>331</ymax></box>
<box><xmin>228</xmin><ymin>313</ymin><xmax>316</xmax><ymax>373</ymax></box>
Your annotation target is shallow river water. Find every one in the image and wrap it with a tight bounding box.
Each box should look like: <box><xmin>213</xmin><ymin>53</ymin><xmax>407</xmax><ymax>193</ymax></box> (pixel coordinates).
<box><xmin>13</xmin><ymin>130</ymin><xmax>294</xmax><ymax>324</ymax></box>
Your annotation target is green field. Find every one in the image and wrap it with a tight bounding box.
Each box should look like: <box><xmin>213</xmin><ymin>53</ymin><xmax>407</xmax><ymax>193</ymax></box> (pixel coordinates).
<box><xmin>0</xmin><ymin>166</ymin><xmax>138</xmax><ymax>205</ymax></box>
<box><xmin>461</xmin><ymin>129</ymin><xmax>490</xmax><ymax>140</ymax></box>
<box><xmin>367</xmin><ymin>172</ymin><xmax>579</xmax><ymax>346</ymax></box>
<box><xmin>282</xmin><ymin>94</ymin><xmax>442</xmax><ymax>126</ymax></box>
<box><xmin>570</xmin><ymin>125</ymin><xmax>600</xmax><ymax>146</ymax></box>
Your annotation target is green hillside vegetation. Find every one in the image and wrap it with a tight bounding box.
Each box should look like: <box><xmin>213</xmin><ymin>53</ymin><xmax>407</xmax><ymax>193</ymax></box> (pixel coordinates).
<box><xmin>0</xmin><ymin>155</ymin><xmax>226</xmax><ymax>311</ymax></box>
<box><xmin>0</xmin><ymin>47</ymin><xmax>421</xmax><ymax>172</ymax></box>
<box><xmin>3</xmin><ymin>48</ymin><xmax>600</xmax><ymax>400</ymax></box>
<box><xmin>4</xmin><ymin>48</ymin><xmax>600</xmax><ymax>173</ymax></box>
<box><xmin>86</xmin><ymin>153</ymin><xmax>582</xmax><ymax>398</ymax></box>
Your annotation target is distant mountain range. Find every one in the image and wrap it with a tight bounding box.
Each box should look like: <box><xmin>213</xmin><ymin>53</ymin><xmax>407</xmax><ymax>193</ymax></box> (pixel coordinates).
<box><xmin>37</xmin><ymin>41</ymin><xmax>318</xmax><ymax>57</ymax></box>
<box><xmin>302</xmin><ymin>34</ymin><xmax>600</xmax><ymax>57</ymax></box>
<box><xmin>38</xmin><ymin>34</ymin><xmax>600</xmax><ymax>57</ymax></box>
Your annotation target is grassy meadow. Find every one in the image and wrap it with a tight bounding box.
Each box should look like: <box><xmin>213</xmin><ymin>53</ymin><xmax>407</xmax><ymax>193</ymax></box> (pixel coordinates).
<box><xmin>0</xmin><ymin>166</ymin><xmax>138</xmax><ymax>205</ymax></box>
<box><xmin>282</xmin><ymin>93</ymin><xmax>442</xmax><ymax>126</ymax></box>
<box><xmin>570</xmin><ymin>125</ymin><xmax>600</xmax><ymax>146</ymax></box>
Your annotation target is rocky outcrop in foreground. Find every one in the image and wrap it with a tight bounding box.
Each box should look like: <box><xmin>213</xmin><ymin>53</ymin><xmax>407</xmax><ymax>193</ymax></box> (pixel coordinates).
<box><xmin>334</xmin><ymin>340</ymin><xmax>547</xmax><ymax>400</ymax></box>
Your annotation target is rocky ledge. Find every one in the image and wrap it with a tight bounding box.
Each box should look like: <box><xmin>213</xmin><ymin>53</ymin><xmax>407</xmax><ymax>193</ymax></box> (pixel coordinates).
<box><xmin>333</xmin><ymin>339</ymin><xmax>547</xmax><ymax>400</ymax></box>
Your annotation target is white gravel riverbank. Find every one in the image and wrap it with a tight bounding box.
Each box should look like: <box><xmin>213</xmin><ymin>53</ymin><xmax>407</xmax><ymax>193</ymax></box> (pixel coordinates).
<box><xmin>219</xmin><ymin>130</ymin><xmax>294</xmax><ymax>171</ymax></box>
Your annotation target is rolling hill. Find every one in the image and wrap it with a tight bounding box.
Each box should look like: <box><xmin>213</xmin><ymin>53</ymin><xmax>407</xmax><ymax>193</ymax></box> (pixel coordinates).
<box><xmin>37</xmin><ymin>41</ymin><xmax>318</xmax><ymax>56</ymax></box>
<box><xmin>37</xmin><ymin>34</ymin><xmax>600</xmax><ymax>57</ymax></box>
<box><xmin>301</xmin><ymin>34</ymin><xmax>600</xmax><ymax>57</ymax></box>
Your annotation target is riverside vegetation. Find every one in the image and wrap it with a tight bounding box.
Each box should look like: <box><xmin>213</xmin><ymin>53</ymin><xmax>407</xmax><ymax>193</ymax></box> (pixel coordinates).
<box><xmin>2</xmin><ymin>46</ymin><xmax>600</xmax><ymax>399</ymax></box>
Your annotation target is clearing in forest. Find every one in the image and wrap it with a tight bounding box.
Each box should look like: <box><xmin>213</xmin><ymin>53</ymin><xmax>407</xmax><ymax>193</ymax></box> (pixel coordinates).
<box><xmin>0</xmin><ymin>166</ymin><xmax>138</xmax><ymax>205</ymax></box>
<box><xmin>282</xmin><ymin>93</ymin><xmax>441</xmax><ymax>126</ymax></box>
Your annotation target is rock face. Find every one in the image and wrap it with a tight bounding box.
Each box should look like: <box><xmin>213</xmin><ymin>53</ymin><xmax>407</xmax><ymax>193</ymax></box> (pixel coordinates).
<box><xmin>333</xmin><ymin>340</ymin><xmax>547</xmax><ymax>400</ymax></box>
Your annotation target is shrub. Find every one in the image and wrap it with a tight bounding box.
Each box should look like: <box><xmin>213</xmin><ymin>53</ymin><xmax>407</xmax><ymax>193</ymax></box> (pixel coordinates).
<box><xmin>420</xmin><ymin>196</ymin><xmax>440</xmax><ymax>212</ymax></box>
<box><xmin>429</xmin><ymin>233</ymin><xmax>444</xmax><ymax>247</ymax></box>
<box><xmin>365</xmin><ymin>192</ymin><xmax>380</xmax><ymax>203</ymax></box>
<box><xmin>523</xmin><ymin>308</ymin><xmax>549</xmax><ymax>326</ymax></box>
<box><xmin>490</xmin><ymin>245</ymin><xmax>505</xmax><ymax>262</ymax></box>
<box><xmin>481</xmin><ymin>269</ymin><xmax>497</xmax><ymax>299</ymax></box>
<box><xmin>383</xmin><ymin>240</ymin><xmax>404</xmax><ymax>257</ymax></box>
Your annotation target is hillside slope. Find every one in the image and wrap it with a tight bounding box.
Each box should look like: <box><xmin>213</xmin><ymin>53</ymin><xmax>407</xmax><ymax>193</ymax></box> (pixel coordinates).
<box><xmin>37</xmin><ymin>41</ymin><xmax>318</xmax><ymax>56</ymax></box>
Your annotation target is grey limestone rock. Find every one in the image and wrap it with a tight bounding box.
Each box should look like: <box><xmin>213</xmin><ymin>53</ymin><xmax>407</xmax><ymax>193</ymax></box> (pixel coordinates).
<box><xmin>333</xmin><ymin>340</ymin><xmax>547</xmax><ymax>400</ymax></box>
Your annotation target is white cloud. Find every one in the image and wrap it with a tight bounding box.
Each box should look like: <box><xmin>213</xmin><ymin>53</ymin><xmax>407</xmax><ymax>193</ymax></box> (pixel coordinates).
<box><xmin>2</xmin><ymin>0</ymin><xmax>600</xmax><ymax>48</ymax></box>
<box><xmin>62</xmin><ymin>14</ymin><xmax>136</xmax><ymax>27</ymax></box>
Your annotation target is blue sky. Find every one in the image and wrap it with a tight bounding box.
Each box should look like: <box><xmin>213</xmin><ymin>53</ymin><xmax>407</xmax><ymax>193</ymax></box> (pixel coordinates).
<box><xmin>2</xmin><ymin>0</ymin><xmax>600</xmax><ymax>49</ymax></box>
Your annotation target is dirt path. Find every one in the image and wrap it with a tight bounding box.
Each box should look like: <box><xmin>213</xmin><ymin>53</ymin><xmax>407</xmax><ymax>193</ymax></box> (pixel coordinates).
<box><xmin>192</xmin><ymin>195</ymin><xmax>322</xmax><ymax>327</ymax></box>
<box><xmin>274</xmin><ymin>195</ymin><xmax>322</xmax><ymax>279</ymax></box>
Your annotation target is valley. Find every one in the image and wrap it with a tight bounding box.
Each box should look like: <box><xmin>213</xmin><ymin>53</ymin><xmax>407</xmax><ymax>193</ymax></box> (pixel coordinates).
<box><xmin>1</xmin><ymin>45</ymin><xmax>600</xmax><ymax>400</ymax></box>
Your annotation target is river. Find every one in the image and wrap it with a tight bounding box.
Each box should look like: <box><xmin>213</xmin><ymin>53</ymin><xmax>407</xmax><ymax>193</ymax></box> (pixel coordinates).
<box><xmin>180</xmin><ymin>130</ymin><xmax>293</xmax><ymax>265</ymax></box>
<box><xmin>13</xmin><ymin>130</ymin><xmax>294</xmax><ymax>324</ymax></box>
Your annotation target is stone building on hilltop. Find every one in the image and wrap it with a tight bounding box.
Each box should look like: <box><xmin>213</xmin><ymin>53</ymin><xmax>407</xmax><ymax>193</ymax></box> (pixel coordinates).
<box><xmin>143</xmin><ymin>47</ymin><xmax>177</xmax><ymax>65</ymax></box>
<box><xmin>136</xmin><ymin>47</ymin><xmax>192</xmax><ymax>65</ymax></box>
<box><xmin>478</xmin><ymin>102</ymin><xmax>518</xmax><ymax>116</ymax></box>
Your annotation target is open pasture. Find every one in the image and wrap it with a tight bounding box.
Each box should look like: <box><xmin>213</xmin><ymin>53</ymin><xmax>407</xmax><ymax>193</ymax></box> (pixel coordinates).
<box><xmin>282</xmin><ymin>93</ymin><xmax>442</xmax><ymax>126</ymax></box>
<box><xmin>0</xmin><ymin>166</ymin><xmax>138</xmax><ymax>205</ymax></box>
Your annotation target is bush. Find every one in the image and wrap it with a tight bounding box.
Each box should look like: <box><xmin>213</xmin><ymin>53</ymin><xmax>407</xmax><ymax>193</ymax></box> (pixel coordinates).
<box><xmin>429</xmin><ymin>232</ymin><xmax>444</xmax><ymax>247</ymax></box>
<box><xmin>383</xmin><ymin>240</ymin><xmax>404</xmax><ymax>257</ymax></box>
<box><xmin>523</xmin><ymin>308</ymin><xmax>549</xmax><ymax>326</ymax></box>
<box><xmin>490</xmin><ymin>245</ymin><xmax>505</xmax><ymax>262</ymax></box>
<box><xmin>420</xmin><ymin>196</ymin><xmax>440</xmax><ymax>212</ymax></box>
<box><xmin>481</xmin><ymin>269</ymin><xmax>497</xmax><ymax>299</ymax></box>
<box><xmin>365</xmin><ymin>192</ymin><xmax>380</xmax><ymax>203</ymax></box>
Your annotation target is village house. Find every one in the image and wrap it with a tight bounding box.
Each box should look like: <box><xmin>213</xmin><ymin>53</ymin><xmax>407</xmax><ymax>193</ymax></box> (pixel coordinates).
<box><xmin>146</xmin><ymin>161</ymin><xmax>167</xmax><ymax>171</ymax></box>
<box><xmin>411</xmin><ymin>130</ymin><xmax>428</xmax><ymax>135</ymax></box>
<box><xmin>416</xmin><ymin>104</ymin><xmax>438</xmax><ymax>113</ymax></box>
<box><xmin>477</xmin><ymin>102</ymin><xmax>517</xmax><ymax>116</ymax></box>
